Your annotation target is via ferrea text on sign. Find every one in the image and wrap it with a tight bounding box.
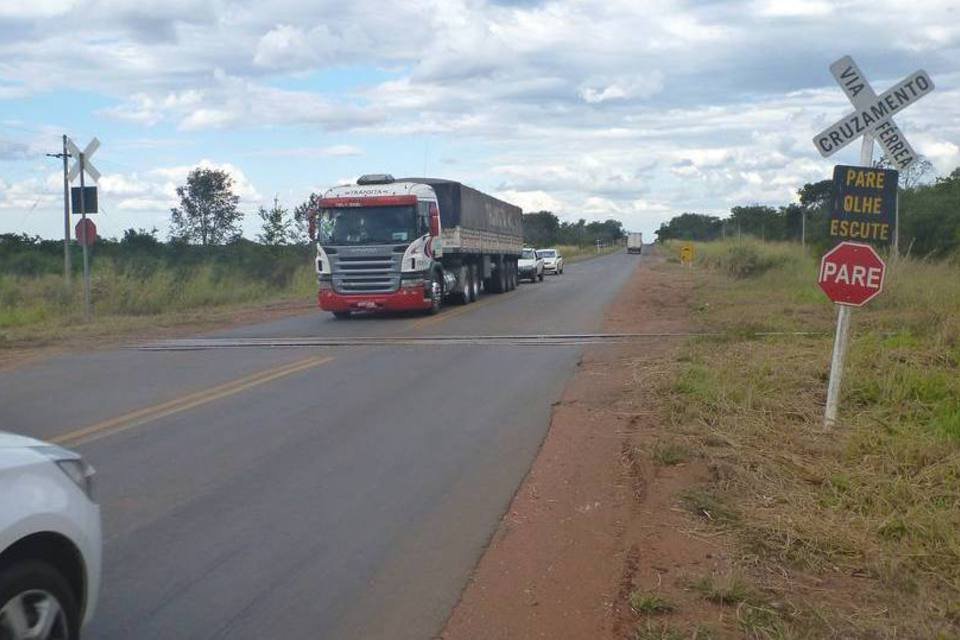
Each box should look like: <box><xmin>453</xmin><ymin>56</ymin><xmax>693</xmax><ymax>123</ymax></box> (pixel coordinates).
<box><xmin>829</xmin><ymin>165</ymin><xmax>898</xmax><ymax>245</ymax></box>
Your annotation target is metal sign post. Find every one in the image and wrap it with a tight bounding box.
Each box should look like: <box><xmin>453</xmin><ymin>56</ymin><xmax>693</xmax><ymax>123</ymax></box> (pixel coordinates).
<box><xmin>65</xmin><ymin>137</ymin><xmax>100</xmax><ymax>321</ymax></box>
<box><xmin>823</xmin><ymin>136</ymin><xmax>873</xmax><ymax>429</ymax></box>
<box><xmin>814</xmin><ymin>56</ymin><xmax>934</xmax><ymax>428</ymax></box>
<box><xmin>78</xmin><ymin>153</ymin><xmax>91</xmax><ymax>320</ymax></box>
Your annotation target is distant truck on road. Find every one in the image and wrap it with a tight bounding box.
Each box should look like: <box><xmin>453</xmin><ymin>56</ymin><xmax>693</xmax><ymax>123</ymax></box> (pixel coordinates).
<box><xmin>311</xmin><ymin>175</ymin><xmax>524</xmax><ymax>318</ymax></box>
<box><xmin>627</xmin><ymin>232</ymin><xmax>643</xmax><ymax>254</ymax></box>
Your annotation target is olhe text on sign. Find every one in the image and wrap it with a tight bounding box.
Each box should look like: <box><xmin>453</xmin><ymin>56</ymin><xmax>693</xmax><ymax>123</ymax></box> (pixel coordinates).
<box><xmin>829</xmin><ymin>165</ymin><xmax>898</xmax><ymax>245</ymax></box>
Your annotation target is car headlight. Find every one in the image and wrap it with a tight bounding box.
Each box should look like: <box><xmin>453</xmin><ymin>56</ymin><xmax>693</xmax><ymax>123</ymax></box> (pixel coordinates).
<box><xmin>31</xmin><ymin>445</ymin><xmax>96</xmax><ymax>503</ymax></box>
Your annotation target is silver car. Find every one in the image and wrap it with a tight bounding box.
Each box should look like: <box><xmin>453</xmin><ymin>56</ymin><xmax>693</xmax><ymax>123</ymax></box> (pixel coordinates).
<box><xmin>518</xmin><ymin>247</ymin><xmax>544</xmax><ymax>282</ymax></box>
<box><xmin>538</xmin><ymin>248</ymin><xmax>564</xmax><ymax>275</ymax></box>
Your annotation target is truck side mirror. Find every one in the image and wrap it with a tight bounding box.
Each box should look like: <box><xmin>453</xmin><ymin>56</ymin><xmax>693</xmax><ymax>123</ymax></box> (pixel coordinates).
<box><xmin>429</xmin><ymin>203</ymin><xmax>440</xmax><ymax>237</ymax></box>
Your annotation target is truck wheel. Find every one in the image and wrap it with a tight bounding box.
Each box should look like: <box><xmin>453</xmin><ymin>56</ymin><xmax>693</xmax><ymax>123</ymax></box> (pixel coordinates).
<box><xmin>456</xmin><ymin>265</ymin><xmax>471</xmax><ymax>305</ymax></box>
<box><xmin>427</xmin><ymin>272</ymin><xmax>442</xmax><ymax>315</ymax></box>
<box><xmin>489</xmin><ymin>260</ymin><xmax>505</xmax><ymax>293</ymax></box>
<box><xmin>332</xmin><ymin>311</ymin><xmax>351</xmax><ymax>319</ymax></box>
<box><xmin>471</xmin><ymin>264</ymin><xmax>483</xmax><ymax>302</ymax></box>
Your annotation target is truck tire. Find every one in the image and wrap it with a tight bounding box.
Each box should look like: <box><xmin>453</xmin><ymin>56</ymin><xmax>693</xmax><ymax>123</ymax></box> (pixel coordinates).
<box><xmin>488</xmin><ymin>259</ymin><xmax>505</xmax><ymax>294</ymax></box>
<box><xmin>509</xmin><ymin>263</ymin><xmax>517</xmax><ymax>290</ymax></box>
<box><xmin>427</xmin><ymin>272</ymin><xmax>442</xmax><ymax>315</ymax></box>
<box><xmin>456</xmin><ymin>265</ymin><xmax>471</xmax><ymax>305</ymax></box>
<box><xmin>332</xmin><ymin>311</ymin><xmax>351</xmax><ymax>319</ymax></box>
<box><xmin>471</xmin><ymin>264</ymin><xmax>481</xmax><ymax>301</ymax></box>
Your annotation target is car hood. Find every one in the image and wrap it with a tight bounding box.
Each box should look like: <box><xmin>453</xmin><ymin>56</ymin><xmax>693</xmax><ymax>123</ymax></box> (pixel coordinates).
<box><xmin>0</xmin><ymin>431</ymin><xmax>48</xmax><ymax>449</ymax></box>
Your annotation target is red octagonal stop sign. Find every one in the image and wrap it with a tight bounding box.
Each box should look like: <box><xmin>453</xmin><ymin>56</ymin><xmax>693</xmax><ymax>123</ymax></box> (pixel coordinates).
<box><xmin>75</xmin><ymin>218</ymin><xmax>97</xmax><ymax>247</ymax></box>
<box><xmin>818</xmin><ymin>241</ymin><xmax>885</xmax><ymax>306</ymax></box>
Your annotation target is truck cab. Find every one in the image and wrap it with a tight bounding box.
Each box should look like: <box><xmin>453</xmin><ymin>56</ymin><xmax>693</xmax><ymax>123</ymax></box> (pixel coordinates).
<box><xmin>313</xmin><ymin>175</ymin><xmax>522</xmax><ymax>318</ymax></box>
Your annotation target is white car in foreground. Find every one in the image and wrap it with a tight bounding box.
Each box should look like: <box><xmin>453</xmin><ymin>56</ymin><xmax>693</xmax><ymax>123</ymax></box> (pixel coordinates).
<box><xmin>537</xmin><ymin>248</ymin><xmax>564</xmax><ymax>275</ymax></box>
<box><xmin>0</xmin><ymin>432</ymin><xmax>101</xmax><ymax>640</ymax></box>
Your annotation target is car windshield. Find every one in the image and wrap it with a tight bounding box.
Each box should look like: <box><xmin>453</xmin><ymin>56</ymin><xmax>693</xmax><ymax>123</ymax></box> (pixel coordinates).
<box><xmin>539</xmin><ymin>250</ymin><xmax>556</xmax><ymax>258</ymax></box>
<box><xmin>521</xmin><ymin>249</ymin><xmax>537</xmax><ymax>259</ymax></box>
<box><xmin>319</xmin><ymin>206</ymin><xmax>417</xmax><ymax>245</ymax></box>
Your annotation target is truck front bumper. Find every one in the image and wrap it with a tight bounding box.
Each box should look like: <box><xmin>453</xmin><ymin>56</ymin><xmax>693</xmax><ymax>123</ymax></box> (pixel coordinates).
<box><xmin>318</xmin><ymin>284</ymin><xmax>433</xmax><ymax>312</ymax></box>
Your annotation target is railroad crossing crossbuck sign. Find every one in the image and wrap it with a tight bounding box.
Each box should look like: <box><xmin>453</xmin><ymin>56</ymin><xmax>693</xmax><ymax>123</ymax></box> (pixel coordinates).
<box><xmin>813</xmin><ymin>55</ymin><xmax>934</xmax><ymax>170</ymax></box>
<box><xmin>66</xmin><ymin>137</ymin><xmax>101</xmax><ymax>183</ymax></box>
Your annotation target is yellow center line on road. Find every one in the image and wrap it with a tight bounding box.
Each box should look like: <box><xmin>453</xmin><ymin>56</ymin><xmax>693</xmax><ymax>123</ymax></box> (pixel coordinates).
<box><xmin>52</xmin><ymin>355</ymin><xmax>334</xmax><ymax>448</ymax></box>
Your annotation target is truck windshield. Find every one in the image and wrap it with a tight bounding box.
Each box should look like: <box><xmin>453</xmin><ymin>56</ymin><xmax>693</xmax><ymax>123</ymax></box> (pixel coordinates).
<box><xmin>319</xmin><ymin>206</ymin><xmax>417</xmax><ymax>245</ymax></box>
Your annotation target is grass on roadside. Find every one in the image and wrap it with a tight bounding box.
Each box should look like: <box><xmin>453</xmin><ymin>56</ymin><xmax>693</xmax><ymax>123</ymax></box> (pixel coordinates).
<box><xmin>0</xmin><ymin>258</ymin><xmax>316</xmax><ymax>348</ymax></box>
<box><xmin>689</xmin><ymin>573</ymin><xmax>755</xmax><ymax>606</ymax></box>
<box><xmin>652</xmin><ymin>440</ymin><xmax>690</xmax><ymax>466</ymax></box>
<box><xmin>630</xmin><ymin>590</ymin><xmax>676</xmax><ymax>616</ymax></box>
<box><xmin>632</xmin><ymin>622</ymin><xmax>717</xmax><ymax>640</ymax></box>
<box><xmin>551</xmin><ymin>243</ymin><xmax>624</xmax><ymax>263</ymax></box>
<box><xmin>660</xmin><ymin>239</ymin><xmax>960</xmax><ymax>637</ymax></box>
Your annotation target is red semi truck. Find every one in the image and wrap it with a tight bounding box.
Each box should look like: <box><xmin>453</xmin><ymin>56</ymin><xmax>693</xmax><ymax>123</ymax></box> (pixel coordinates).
<box><xmin>311</xmin><ymin>175</ymin><xmax>524</xmax><ymax>318</ymax></box>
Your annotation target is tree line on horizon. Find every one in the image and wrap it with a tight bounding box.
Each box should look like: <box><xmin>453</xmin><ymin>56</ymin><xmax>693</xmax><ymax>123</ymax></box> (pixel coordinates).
<box><xmin>520</xmin><ymin>211</ymin><xmax>625</xmax><ymax>248</ymax></box>
<box><xmin>654</xmin><ymin>163</ymin><xmax>960</xmax><ymax>259</ymax></box>
<box><xmin>2</xmin><ymin>168</ymin><xmax>632</xmax><ymax>278</ymax></box>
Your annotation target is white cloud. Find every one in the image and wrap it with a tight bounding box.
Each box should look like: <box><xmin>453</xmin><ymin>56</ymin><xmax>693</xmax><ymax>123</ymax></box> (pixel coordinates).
<box><xmin>752</xmin><ymin>0</ymin><xmax>834</xmax><ymax>18</ymax></box>
<box><xmin>496</xmin><ymin>190</ymin><xmax>566</xmax><ymax>215</ymax></box>
<box><xmin>253</xmin><ymin>25</ymin><xmax>311</xmax><ymax>69</ymax></box>
<box><xmin>1</xmin><ymin>0</ymin><xmax>959</xmax><ymax>240</ymax></box>
<box><xmin>579</xmin><ymin>72</ymin><xmax>665</xmax><ymax>104</ymax></box>
<box><xmin>0</xmin><ymin>0</ymin><xmax>77</xmax><ymax>18</ymax></box>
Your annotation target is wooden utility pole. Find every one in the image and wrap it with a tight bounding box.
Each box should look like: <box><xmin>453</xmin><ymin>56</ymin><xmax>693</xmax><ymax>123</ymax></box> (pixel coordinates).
<box><xmin>45</xmin><ymin>135</ymin><xmax>72</xmax><ymax>285</ymax></box>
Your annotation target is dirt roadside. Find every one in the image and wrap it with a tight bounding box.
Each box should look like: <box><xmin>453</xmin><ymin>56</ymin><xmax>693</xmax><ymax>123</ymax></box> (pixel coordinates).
<box><xmin>441</xmin><ymin>252</ymin><xmax>736</xmax><ymax>639</ymax></box>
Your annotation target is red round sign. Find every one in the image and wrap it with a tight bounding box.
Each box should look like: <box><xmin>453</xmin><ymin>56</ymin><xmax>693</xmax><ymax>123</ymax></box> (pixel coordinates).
<box><xmin>75</xmin><ymin>218</ymin><xmax>97</xmax><ymax>247</ymax></box>
<box><xmin>818</xmin><ymin>241</ymin><xmax>885</xmax><ymax>306</ymax></box>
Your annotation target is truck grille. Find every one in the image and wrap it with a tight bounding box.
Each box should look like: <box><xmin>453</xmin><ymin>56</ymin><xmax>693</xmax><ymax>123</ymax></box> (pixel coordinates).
<box><xmin>332</xmin><ymin>254</ymin><xmax>400</xmax><ymax>294</ymax></box>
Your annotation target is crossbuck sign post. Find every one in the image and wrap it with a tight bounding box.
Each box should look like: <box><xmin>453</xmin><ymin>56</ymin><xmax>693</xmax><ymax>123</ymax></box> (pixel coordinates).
<box><xmin>814</xmin><ymin>55</ymin><xmax>933</xmax><ymax>429</ymax></box>
<box><xmin>66</xmin><ymin>137</ymin><xmax>101</xmax><ymax>321</ymax></box>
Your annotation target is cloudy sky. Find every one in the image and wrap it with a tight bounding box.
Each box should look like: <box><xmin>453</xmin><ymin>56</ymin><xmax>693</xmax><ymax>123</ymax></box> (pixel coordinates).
<box><xmin>1</xmin><ymin>0</ymin><xmax>958</xmax><ymax>240</ymax></box>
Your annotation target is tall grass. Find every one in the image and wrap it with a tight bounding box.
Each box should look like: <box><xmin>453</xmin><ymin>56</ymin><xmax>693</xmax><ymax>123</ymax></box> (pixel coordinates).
<box><xmin>551</xmin><ymin>243</ymin><xmax>623</xmax><ymax>262</ymax></box>
<box><xmin>662</xmin><ymin>239</ymin><xmax>960</xmax><ymax>636</ymax></box>
<box><xmin>0</xmin><ymin>255</ymin><xmax>315</xmax><ymax>340</ymax></box>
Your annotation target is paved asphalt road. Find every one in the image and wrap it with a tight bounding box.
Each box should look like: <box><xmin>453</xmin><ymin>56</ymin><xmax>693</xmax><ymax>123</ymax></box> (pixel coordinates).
<box><xmin>1</xmin><ymin>251</ymin><xmax>642</xmax><ymax>640</ymax></box>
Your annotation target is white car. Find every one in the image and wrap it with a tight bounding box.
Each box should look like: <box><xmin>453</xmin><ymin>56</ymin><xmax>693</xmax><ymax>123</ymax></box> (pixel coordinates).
<box><xmin>518</xmin><ymin>247</ymin><xmax>544</xmax><ymax>282</ymax></box>
<box><xmin>537</xmin><ymin>248</ymin><xmax>564</xmax><ymax>275</ymax></box>
<box><xmin>0</xmin><ymin>432</ymin><xmax>101</xmax><ymax>640</ymax></box>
